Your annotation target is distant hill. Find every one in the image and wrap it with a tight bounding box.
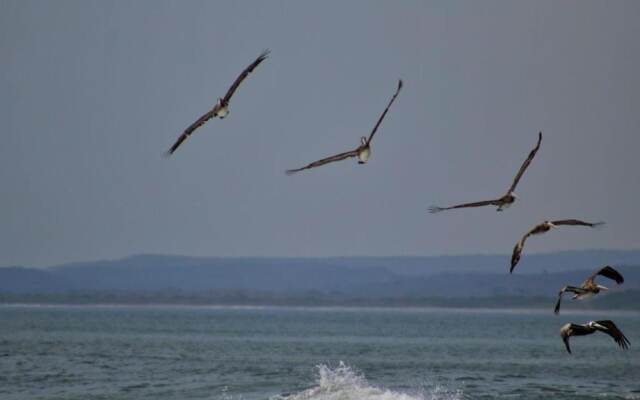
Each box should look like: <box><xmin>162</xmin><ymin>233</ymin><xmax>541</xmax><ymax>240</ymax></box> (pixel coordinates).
<box><xmin>1</xmin><ymin>251</ymin><xmax>639</xmax><ymax>308</ymax></box>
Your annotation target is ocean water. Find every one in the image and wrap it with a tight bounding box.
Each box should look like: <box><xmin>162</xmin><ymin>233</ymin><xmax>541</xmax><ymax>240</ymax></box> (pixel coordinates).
<box><xmin>0</xmin><ymin>305</ymin><xmax>638</xmax><ymax>400</ymax></box>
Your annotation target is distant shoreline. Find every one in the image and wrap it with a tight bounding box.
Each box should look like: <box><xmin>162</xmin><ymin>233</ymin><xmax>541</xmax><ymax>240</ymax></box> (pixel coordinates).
<box><xmin>1</xmin><ymin>297</ymin><xmax>638</xmax><ymax>313</ymax></box>
<box><xmin>2</xmin><ymin>252</ymin><xmax>638</xmax><ymax>311</ymax></box>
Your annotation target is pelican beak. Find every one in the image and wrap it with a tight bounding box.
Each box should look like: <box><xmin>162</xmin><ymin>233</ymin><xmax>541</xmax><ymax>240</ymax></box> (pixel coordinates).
<box><xmin>597</xmin><ymin>285</ymin><xmax>609</xmax><ymax>291</ymax></box>
<box><xmin>563</xmin><ymin>337</ymin><xmax>572</xmax><ymax>354</ymax></box>
<box><xmin>592</xmin><ymin>322</ymin><xmax>607</xmax><ymax>330</ymax></box>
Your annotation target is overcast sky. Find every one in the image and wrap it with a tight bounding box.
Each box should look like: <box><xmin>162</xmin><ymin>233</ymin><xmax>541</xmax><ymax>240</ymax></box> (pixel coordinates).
<box><xmin>1</xmin><ymin>1</ymin><xmax>639</xmax><ymax>267</ymax></box>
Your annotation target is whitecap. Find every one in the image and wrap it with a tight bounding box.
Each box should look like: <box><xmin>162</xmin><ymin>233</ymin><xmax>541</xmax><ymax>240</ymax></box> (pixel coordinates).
<box><xmin>272</xmin><ymin>362</ymin><xmax>463</xmax><ymax>400</ymax></box>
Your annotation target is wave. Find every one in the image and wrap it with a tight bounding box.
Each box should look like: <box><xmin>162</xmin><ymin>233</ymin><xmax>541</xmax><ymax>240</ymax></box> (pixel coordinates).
<box><xmin>272</xmin><ymin>362</ymin><xmax>462</xmax><ymax>400</ymax></box>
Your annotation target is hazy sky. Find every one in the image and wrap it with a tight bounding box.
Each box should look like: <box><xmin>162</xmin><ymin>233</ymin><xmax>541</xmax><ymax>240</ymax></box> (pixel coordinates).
<box><xmin>1</xmin><ymin>1</ymin><xmax>639</xmax><ymax>267</ymax></box>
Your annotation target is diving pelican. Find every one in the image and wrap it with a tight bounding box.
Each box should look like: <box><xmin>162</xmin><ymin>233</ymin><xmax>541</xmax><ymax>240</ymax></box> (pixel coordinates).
<box><xmin>560</xmin><ymin>320</ymin><xmax>629</xmax><ymax>354</ymax></box>
<box><xmin>510</xmin><ymin>219</ymin><xmax>604</xmax><ymax>273</ymax></box>
<box><xmin>554</xmin><ymin>266</ymin><xmax>624</xmax><ymax>314</ymax></box>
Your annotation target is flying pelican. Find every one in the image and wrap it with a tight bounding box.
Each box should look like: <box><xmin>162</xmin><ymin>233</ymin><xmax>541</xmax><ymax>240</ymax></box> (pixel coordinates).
<box><xmin>285</xmin><ymin>79</ymin><xmax>403</xmax><ymax>175</ymax></box>
<box><xmin>554</xmin><ymin>266</ymin><xmax>624</xmax><ymax>314</ymax></box>
<box><xmin>166</xmin><ymin>50</ymin><xmax>270</xmax><ymax>155</ymax></box>
<box><xmin>510</xmin><ymin>219</ymin><xmax>604</xmax><ymax>273</ymax></box>
<box><xmin>560</xmin><ymin>320</ymin><xmax>630</xmax><ymax>354</ymax></box>
<box><xmin>429</xmin><ymin>131</ymin><xmax>542</xmax><ymax>213</ymax></box>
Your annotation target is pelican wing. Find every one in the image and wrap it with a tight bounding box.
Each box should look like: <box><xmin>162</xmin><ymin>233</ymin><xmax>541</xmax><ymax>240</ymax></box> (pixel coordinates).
<box><xmin>560</xmin><ymin>323</ymin><xmax>596</xmax><ymax>354</ymax></box>
<box><xmin>554</xmin><ymin>286</ymin><xmax>587</xmax><ymax>314</ymax></box>
<box><xmin>222</xmin><ymin>50</ymin><xmax>270</xmax><ymax>104</ymax></box>
<box><xmin>286</xmin><ymin>149</ymin><xmax>358</xmax><ymax>175</ymax></box>
<box><xmin>366</xmin><ymin>79</ymin><xmax>403</xmax><ymax>144</ymax></box>
<box><xmin>593</xmin><ymin>320</ymin><xmax>630</xmax><ymax>350</ymax></box>
<box><xmin>166</xmin><ymin>109</ymin><xmax>217</xmax><ymax>155</ymax></box>
<box><xmin>510</xmin><ymin>221</ymin><xmax>555</xmax><ymax>272</ymax></box>
<box><xmin>567</xmin><ymin>323</ymin><xmax>596</xmax><ymax>336</ymax></box>
<box><xmin>587</xmin><ymin>265</ymin><xmax>624</xmax><ymax>285</ymax></box>
<box><xmin>506</xmin><ymin>132</ymin><xmax>542</xmax><ymax>194</ymax></box>
<box><xmin>561</xmin><ymin>332</ymin><xmax>573</xmax><ymax>354</ymax></box>
<box><xmin>429</xmin><ymin>199</ymin><xmax>502</xmax><ymax>214</ymax></box>
<box><xmin>551</xmin><ymin>219</ymin><xmax>605</xmax><ymax>228</ymax></box>
<box><xmin>510</xmin><ymin>232</ymin><xmax>532</xmax><ymax>273</ymax></box>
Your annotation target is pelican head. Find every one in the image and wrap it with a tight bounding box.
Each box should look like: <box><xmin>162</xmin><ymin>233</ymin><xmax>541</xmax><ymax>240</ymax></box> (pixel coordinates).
<box><xmin>588</xmin><ymin>321</ymin><xmax>607</xmax><ymax>330</ymax></box>
<box><xmin>215</xmin><ymin>98</ymin><xmax>229</xmax><ymax>119</ymax></box>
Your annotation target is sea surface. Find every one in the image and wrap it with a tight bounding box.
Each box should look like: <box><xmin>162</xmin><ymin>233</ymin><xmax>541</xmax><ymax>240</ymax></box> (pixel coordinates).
<box><xmin>0</xmin><ymin>305</ymin><xmax>639</xmax><ymax>400</ymax></box>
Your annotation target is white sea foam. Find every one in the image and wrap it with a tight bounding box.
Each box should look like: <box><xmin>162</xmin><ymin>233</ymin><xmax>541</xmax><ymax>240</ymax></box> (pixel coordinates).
<box><xmin>272</xmin><ymin>362</ymin><xmax>462</xmax><ymax>400</ymax></box>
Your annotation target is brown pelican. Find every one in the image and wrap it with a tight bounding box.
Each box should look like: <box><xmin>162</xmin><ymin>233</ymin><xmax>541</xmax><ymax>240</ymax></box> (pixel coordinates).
<box><xmin>285</xmin><ymin>79</ymin><xmax>403</xmax><ymax>175</ymax></box>
<box><xmin>560</xmin><ymin>320</ymin><xmax>630</xmax><ymax>354</ymax></box>
<box><xmin>166</xmin><ymin>50</ymin><xmax>270</xmax><ymax>155</ymax></box>
<box><xmin>554</xmin><ymin>266</ymin><xmax>624</xmax><ymax>314</ymax></box>
<box><xmin>510</xmin><ymin>219</ymin><xmax>604</xmax><ymax>273</ymax></box>
<box><xmin>429</xmin><ymin>132</ymin><xmax>542</xmax><ymax>213</ymax></box>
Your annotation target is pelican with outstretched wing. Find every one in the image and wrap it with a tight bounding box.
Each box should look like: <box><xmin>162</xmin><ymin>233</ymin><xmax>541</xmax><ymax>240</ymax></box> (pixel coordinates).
<box><xmin>429</xmin><ymin>132</ymin><xmax>542</xmax><ymax>213</ymax></box>
<box><xmin>510</xmin><ymin>219</ymin><xmax>604</xmax><ymax>273</ymax></box>
<box><xmin>560</xmin><ymin>320</ymin><xmax>630</xmax><ymax>354</ymax></box>
<box><xmin>554</xmin><ymin>266</ymin><xmax>624</xmax><ymax>314</ymax></box>
<box><xmin>285</xmin><ymin>79</ymin><xmax>403</xmax><ymax>175</ymax></box>
<box><xmin>166</xmin><ymin>50</ymin><xmax>270</xmax><ymax>155</ymax></box>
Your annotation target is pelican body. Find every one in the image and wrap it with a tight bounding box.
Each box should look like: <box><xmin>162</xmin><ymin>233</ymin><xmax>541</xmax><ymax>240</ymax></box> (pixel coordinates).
<box><xmin>166</xmin><ymin>50</ymin><xmax>270</xmax><ymax>156</ymax></box>
<box><xmin>429</xmin><ymin>132</ymin><xmax>541</xmax><ymax>214</ymax></box>
<box><xmin>285</xmin><ymin>80</ymin><xmax>402</xmax><ymax>175</ymax></box>
<box><xmin>554</xmin><ymin>266</ymin><xmax>624</xmax><ymax>314</ymax></box>
<box><xmin>560</xmin><ymin>320</ymin><xmax>630</xmax><ymax>354</ymax></box>
<box><xmin>510</xmin><ymin>219</ymin><xmax>604</xmax><ymax>273</ymax></box>
<box><xmin>496</xmin><ymin>194</ymin><xmax>516</xmax><ymax>211</ymax></box>
<box><xmin>213</xmin><ymin>98</ymin><xmax>229</xmax><ymax>119</ymax></box>
<box><xmin>356</xmin><ymin>137</ymin><xmax>371</xmax><ymax>164</ymax></box>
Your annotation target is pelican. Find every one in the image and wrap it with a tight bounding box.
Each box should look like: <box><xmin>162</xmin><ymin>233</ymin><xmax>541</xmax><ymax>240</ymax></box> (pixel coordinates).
<box><xmin>554</xmin><ymin>266</ymin><xmax>624</xmax><ymax>314</ymax></box>
<box><xmin>560</xmin><ymin>320</ymin><xmax>630</xmax><ymax>354</ymax></box>
<box><xmin>429</xmin><ymin>132</ymin><xmax>542</xmax><ymax>213</ymax></box>
<box><xmin>510</xmin><ymin>219</ymin><xmax>604</xmax><ymax>273</ymax></box>
<box><xmin>166</xmin><ymin>50</ymin><xmax>270</xmax><ymax>155</ymax></box>
<box><xmin>285</xmin><ymin>79</ymin><xmax>403</xmax><ymax>175</ymax></box>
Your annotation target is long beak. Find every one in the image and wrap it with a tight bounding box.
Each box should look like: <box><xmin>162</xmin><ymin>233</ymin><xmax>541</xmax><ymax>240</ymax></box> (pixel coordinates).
<box><xmin>592</xmin><ymin>322</ymin><xmax>607</xmax><ymax>330</ymax></box>
<box><xmin>597</xmin><ymin>285</ymin><xmax>609</xmax><ymax>291</ymax></box>
<box><xmin>563</xmin><ymin>337</ymin><xmax>572</xmax><ymax>354</ymax></box>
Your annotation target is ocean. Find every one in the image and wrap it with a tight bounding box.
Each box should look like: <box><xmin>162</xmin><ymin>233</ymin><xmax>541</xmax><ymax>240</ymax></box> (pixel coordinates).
<box><xmin>0</xmin><ymin>305</ymin><xmax>638</xmax><ymax>399</ymax></box>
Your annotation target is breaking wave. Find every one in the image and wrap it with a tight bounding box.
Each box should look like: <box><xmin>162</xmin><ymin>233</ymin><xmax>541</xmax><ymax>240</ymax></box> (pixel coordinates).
<box><xmin>273</xmin><ymin>362</ymin><xmax>463</xmax><ymax>400</ymax></box>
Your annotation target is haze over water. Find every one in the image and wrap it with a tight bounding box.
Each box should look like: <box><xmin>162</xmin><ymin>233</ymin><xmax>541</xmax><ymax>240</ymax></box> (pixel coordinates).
<box><xmin>1</xmin><ymin>305</ymin><xmax>638</xmax><ymax>399</ymax></box>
